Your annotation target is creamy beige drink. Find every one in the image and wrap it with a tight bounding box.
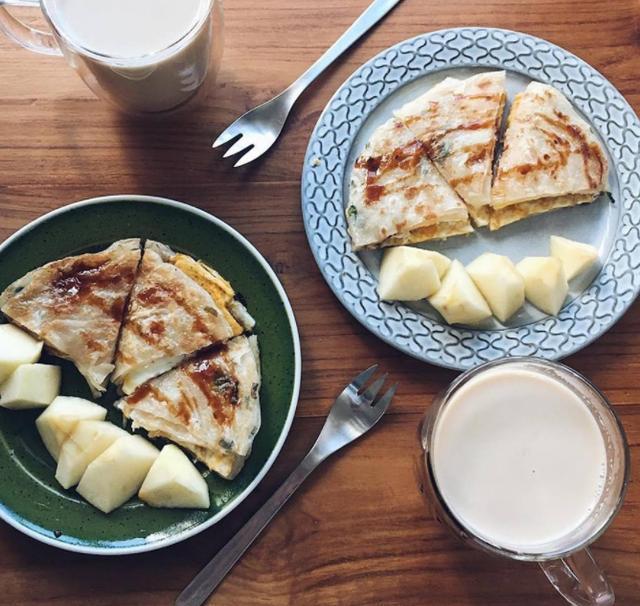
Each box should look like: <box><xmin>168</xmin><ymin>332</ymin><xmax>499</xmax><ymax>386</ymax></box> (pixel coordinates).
<box><xmin>43</xmin><ymin>0</ymin><xmax>222</xmax><ymax>113</ymax></box>
<box><xmin>432</xmin><ymin>366</ymin><xmax>607</xmax><ymax>552</ymax></box>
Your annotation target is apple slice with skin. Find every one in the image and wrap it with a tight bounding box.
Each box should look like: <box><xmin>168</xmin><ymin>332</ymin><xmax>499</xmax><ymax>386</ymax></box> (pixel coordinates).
<box><xmin>55</xmin><ymin>420</ymin><xmax>129</xmax><ymax>489</ymax></box>
<box><xmin>36</xmin><ymin>396</ymin><xmax>107</xmax><ymax>461</ymax></box>
<box><xmin>0</xmin><ymin>364</ymin><xmax>61</xmax><ymax>409</ymax></box>
<box><xmin>77</xmin><ymin>435</ymin><xmax>159</xmax><ymax>514</ymax></box>
<box><xmin>139</xmin><ymin>444</ymin><xmax>210</xmax><ymax>509</ymax></box>
<box><xmin>550</xmin><ymin>236</ymin><xmax>599</xmax><ymax>280</ymax></box>
<box><xmin>0</xmin><ymin>324</ymin><xmax>43</xmax><ymax>384</ymax></box>
<box><xmin>429</xmin><ymin>260</ymin><xmax>492</xmax><ymax>326</ymax></box>
<box><xmin>516</xmin><ymin>257</ymin><xmax>568</xmax><ymax>316</ymax></box>
<box><xmin>378</xmin><ymin>246</ymin><xmax>441</xmax><ymax>301</ymax></box>
<box><xmin>467</xmin><ymin>253</ymin><xmax>525</xmax><ymax>323</ymax></box>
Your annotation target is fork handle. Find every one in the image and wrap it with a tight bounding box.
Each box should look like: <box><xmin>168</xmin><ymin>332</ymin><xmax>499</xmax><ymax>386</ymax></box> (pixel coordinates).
<box><xmin>175</xmin><ymin>451</ymin><xmax>322</xmax><ymax>606</ymax></box>
<box><xmin>286</xmin><ymin>0</ymin><xmax>403</xmax><ymax>101</ymax></box>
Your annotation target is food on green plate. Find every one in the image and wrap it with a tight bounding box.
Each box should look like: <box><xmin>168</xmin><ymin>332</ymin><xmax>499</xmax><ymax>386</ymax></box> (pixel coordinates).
<box><xmin>55</xmin><ymin>420</ymin><xmax>129</xmax><ymax>489</ymax></box>
<box><xmin>118</xmin><ymin>335</ymin><xmax>261</xmax><ymax>480</ymax></box>
<box><xmin>113</xmin><ymin>241</ymin><xmax>254</xmax><ymax>395</ymax></box>
<box><xmin>466</xmin><ymin>253</ymin><xmax>525</xmax><ymax>323</ymax></box>
<box><xmin>36</xmin><ymin>396</ymin><xmax>107</xmax><ymax>461</ymax></box>
<box><xmin>77</xmin><ymin>434</ymin><xmax>159</xmax><ymax>514</ymax></box>
<box><xmin>378</xmin><ymin>246</ymin><xmax>441</xmax><ymax>301</ymax></box>
<box><xmin>346</xmin><ymin>116</ymin><xmax>472</xmax><ymax>250</ymax></box>
<box><xmin>429</xmin><ymin>260</ymin><xmax>492</xmax><ymax>325</ymax></box>
<box><xmin>0</xmin><ymin>324</ymin><xmax>43</xmax><ymax>384</ymax></box>
<box><xmin>0</xmin><ymin>364</ymin><xmax>61</xmax><ymax>410</ymax></box>
<box><xmin>139</xmin><ymin>444</ymin><xmax>210</xmax><ymax>509</ymax></box>
<box><xmin>516</xmin><ymin>257</ymin><xmax>569</xmax><ymax>316</ymax></box>
<box><xmin>550</xmin><ymin>236</ymin><xmax>599</xmax><ymax>280</ymax></box>
<box><xmin>395</xmin><ymin>71</ymin><xmax>507</xmax><ymax>226</ymax></box>
<box><xmin>0</xmin><ymin>239</ymin><xmax>142</xmax><ymax>395</ymax></box>
<box><xmin>490</xmin><ymin>83</ymin><xmax>608</xmax><ymax>230</ymax></box>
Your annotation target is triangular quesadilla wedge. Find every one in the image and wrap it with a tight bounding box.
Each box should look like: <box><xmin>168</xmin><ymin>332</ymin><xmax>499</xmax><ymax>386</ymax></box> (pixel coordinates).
<box><xmin>113</xmin><ymin>241</ymin><xmax>254</xmax><ymax>395</ymax></box>
<box><xmin>490</xmin><ymin>82</ymin><xmax>608</xmax><ymax>230</ymax></box>
<box><xmin>117</xmin><ymin>335</ymin><xmax>261</xmax><ymax>480</ymax></box>
<box><xmin>0</xmin><ymin>239</ymin><xmax>142</xmax><ymax>395</ymax></box>
<box><xmin>347</xmin><ymin>116</ymin><xmax>472</xmax><ymax>250</ymax></box>
<box><xmin>394</xmin><ymin>71</ymin><xmax>507</xmax><ymax>226</ymax></box>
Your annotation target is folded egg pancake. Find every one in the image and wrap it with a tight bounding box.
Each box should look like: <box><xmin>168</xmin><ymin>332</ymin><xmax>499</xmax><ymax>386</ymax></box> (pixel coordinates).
<box><xmin>113</xmin><ymin>241</ymin><xmax>254</xmax><ymax>395</ymax></box>
<box><xmin>117</xmin><ymin>335</ymin><xmax>261</xmax><ymax>480</ymax></box>
<box><xmin>395</xmin><ymin>71</ymin><xmax>507</xmax><ymax>226</ymax></box>
<box><xmin>347</xmin><ymin>116</ymin><xmax>472</xmax><ymax>250</ymax></box>
<box><xmin>490</xmin><ymin>82</ymin><xmax>608</xmax><ymax>230</ymax></box>
<box><xmin>0</xmin><ymin>239</ymin><xmax>142</xmax><ymax>395</ymax></box>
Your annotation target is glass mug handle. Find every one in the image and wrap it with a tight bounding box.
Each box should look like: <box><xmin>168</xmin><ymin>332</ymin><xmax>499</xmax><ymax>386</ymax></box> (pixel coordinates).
<box><xmin>539</xmin><ymin>548</ymin><xmax>615</xmax><ymax>606</ymax></box>
<box><xmin>0</xmin><ymin>0</ymin><xmax>62</xmax><ymax>56</ymax></box>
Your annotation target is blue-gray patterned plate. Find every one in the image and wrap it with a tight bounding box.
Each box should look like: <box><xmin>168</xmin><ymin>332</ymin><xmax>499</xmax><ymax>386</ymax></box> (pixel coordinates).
<box><xmin>301</xmin><ymin>27</ymin><xmax>640</xmax><ymax>370</ymax></box>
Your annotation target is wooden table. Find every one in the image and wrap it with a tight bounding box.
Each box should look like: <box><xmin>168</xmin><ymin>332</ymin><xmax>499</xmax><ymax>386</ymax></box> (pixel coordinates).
<box><xmin>1</xmin><ymin>0</ymin><xmax>639</xmax><ymax>604</ymax></box>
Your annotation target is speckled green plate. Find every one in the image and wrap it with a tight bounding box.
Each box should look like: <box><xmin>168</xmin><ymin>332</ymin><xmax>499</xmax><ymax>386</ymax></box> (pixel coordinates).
<box><xmin>0</xmin><ymin>195</ymin><xmax>301</xmax><ymax>555</ymax></box>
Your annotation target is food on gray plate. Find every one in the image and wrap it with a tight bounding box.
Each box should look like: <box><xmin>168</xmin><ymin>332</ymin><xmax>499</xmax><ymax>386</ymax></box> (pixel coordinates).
<box><xmin>118</xmin><ymin>335</ymin><xmax>261</xmax><ymax>480</ymax></box>
<box><xmin>395</xmin><ymin>71</ymin><xmax>507</xmax><ymax>226</ymax></box>
<box><xmin>0</xmin><ymin>324</ymin><xmax>43</xmax><ymax>383</ymax></box>
<box><xmin>491</xmin><ymin>83</ymin><xmax>608</xmax><ymax>230</ymax></box>
<box><xmin>550</xmin><ymin>235</ymin><xmax>599</xmax><ymax>280</ymax></box>
<box><xmin>378</xmin><ymin>246</ymin><xmax>443</xmax><ymax>301</ymax></box>
<box><xmin>346</xmin><ymin>116</ymin><xmax>472</xmax><ymax>250</ymax></box>
<box><xmin>516</xmin><ymin>256</ymin><xmax>569</xmax><ymax>316</ymax></box>
<box><xmin>0</xmin><ymin>239</ymin><xmax>142</xmax><ymax>395</ymax></box>
<box><xmin>113</xmin><ymin>241</ymin><xmax>254</xmax><ymax>395</ymax></box>
<box><xmin>139</xmin><ymin>444</ymin><xmax>210</xmax><ymax>509</ymax></box>
<box><xmin>0</xmin><ymin>363</ymin><xmax>61</xmax><ymax>410</ymax></box>
<box><xmin>466</xmin><ymin>253</ymin><xmax>525</xmax><ymax>323</ymax></box>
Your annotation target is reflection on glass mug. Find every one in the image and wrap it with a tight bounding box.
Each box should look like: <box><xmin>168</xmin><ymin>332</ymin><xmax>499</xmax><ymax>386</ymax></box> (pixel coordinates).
<box><xmin>0</xmin><ymin>0</ymin><xmax>224</xmax><ymax>113</ymax></box>
<box><xmin>418</xmin><ymin>357</ymin><xmax>629</xmax><ymax>606</ymax></box>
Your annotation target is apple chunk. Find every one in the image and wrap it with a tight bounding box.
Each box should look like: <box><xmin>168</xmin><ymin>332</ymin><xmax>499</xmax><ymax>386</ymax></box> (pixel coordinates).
<box><xmin>429</xmin><ymin>260</ymin><xmax>492</xmax><ymax>325</ymax></box>
<box><xmin>139</xmin><ymin>445</ymin><xmax>210</xmax><ymax>509</ymax></box>
<box><xmin>550</xmin><ymin>236</ymin><xmax>599</xmax><ymax>280</ymax></box>
<box><xmin>418</xmin><ymin>249</ymin><xmax>451</xmax><ymax>278</ymax></box>
<box><xmin>36</xmin><ymin>396</ymin><xmax>107</xmax><ymax>461</ymax></box>
<box><xmin>0</xmin><ymin>364</ymin><xmax>61</xmax><ymax>409</ymax></box>
<box><xmin>0</xmin><ymin>324</ymin><xmax>43</xmax><ymax>384</ymax></box>
<box><xmin>516</xmin><ymin>257</ymin><xmax>568</xmax><ymax>316</ymax></box>
<box><xmin>55</xmin><ymin>421</ymin><xmax>129</xmax><ymax>489</ymax></box>
<box><xmin>467</xmin><ymin>253</ymin><xmax>525</xmax><ymax>323</ymax></box>
<box><xmin>77</xmin><ymin>435</ymin><xmax>159</xmax><ymax>514</ymax></box>
<box><xmin>378</xmin><ymin>246</ymin><xmax>441</xmax><ymax>301</ymax></box>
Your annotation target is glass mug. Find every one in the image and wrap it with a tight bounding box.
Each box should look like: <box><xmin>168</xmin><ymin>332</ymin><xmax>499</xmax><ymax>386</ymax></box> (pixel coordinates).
<box><xmin>418</xmin><ymin>357</ymin><xmax>629</xmax><ymax>606</ymax></box>
<box><xmin>0</xmin><ymin>0</ymin><xmax>224</xmax><ymax>113</ymax></box>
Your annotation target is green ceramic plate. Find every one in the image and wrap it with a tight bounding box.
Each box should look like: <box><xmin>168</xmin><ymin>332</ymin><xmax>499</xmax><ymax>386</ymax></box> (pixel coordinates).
<box><xmin>0</xmin><ymin>195</ymin><xmax>301</xmax><ymax>555</ymax></box>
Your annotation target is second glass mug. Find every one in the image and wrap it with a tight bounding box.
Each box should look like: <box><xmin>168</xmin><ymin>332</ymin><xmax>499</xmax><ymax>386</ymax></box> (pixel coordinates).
<box><xmin>418</xmin><ymin>357</ymin><xmax>629</xmax><ymax>606</ymax></box>
<box><xmin>0</xmin><ymin>0</ymin><xmax>224</xmax><ymax>113</ymax></box>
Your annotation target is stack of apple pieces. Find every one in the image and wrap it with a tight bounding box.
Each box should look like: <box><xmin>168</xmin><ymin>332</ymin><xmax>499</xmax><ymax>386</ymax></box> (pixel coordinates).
<box><xmin>0</xmin><ymin>324</ymin><xmax>61</xmax><ymax>409</ymax></box>
<box><xmin>377</xmin><ymin>235</ymin><xmax>599</xmax><ymax>325</ymax></box>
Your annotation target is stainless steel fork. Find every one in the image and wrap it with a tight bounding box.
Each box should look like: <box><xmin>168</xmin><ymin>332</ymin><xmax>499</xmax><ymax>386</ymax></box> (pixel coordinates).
<box><xmin>212</xmin><ymin>0</ymin><xmax>403</xmax><ymax>166</ymax></box>
<box><xmin>176</xmin><ymin>365</ymin><xmax>396</xmax><ymax>606</ymax></box>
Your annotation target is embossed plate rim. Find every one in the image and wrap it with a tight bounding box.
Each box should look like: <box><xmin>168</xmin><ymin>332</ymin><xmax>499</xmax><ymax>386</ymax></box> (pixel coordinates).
<box><xmin>301</xmin><ymin>27</ymin><xmax>640</xmax><ymax>370</ymax></box>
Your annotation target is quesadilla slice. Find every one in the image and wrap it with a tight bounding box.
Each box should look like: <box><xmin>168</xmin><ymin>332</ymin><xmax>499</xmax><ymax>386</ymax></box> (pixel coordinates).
<box><xmin>490</xmin><ymin>82</ymin><xmax>608</xmax><ymax>230</ymax></box>
<box><xmin>0</xmin><ymin>239</ymin><xmax>142</xmax><ymax>395</ymax></box>
<box><xmin>394</xmin><ymin>71</ymin><xmax>507</xmax><ymax>226</ymax></box>
<box><xmin>113</xmin><ymin>241</ymin><xmax>254</xmax><ymax>395</ymax></box>
<box><xmin>117</xmin><ymin>335</ymin><xmax>261</xmax><ymax>480</ymax></box>
<box><xmin>347</xmin><ymin>116</ymin><xmax>472</xmax><ymax>250</ymax></box>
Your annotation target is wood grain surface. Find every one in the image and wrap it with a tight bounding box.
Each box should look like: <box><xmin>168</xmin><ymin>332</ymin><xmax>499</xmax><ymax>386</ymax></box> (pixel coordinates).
<box><xmin>1</xmin><ymin>0</ymin><xmax>639</xmax><ymax>604</ymax></box>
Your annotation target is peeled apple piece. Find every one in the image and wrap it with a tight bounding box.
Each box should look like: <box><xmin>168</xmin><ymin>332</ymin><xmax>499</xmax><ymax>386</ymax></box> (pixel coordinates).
<box><xmin>378</xmin><ymin>246</ymin><xmax>441</xmax><ymax>301</ymax></box>
<box><xmin>0</xmin><ymin>324</ymin><xmax>43</xmax><ymax>384</ymax></box>
<box><xmin>516</xmin><ymin>257</ymin><xmax>568</xmax><ymax>316</ymax></box>
<box><xmin>417</xmin><ymin>249</ymin><xmax>451</xmax><ymax>278</ymax></box>
<box><xmin>429</xmin><ymin>260</ymin><xmax>492</xmax><ymax>325</ymax></box>
<box><xmin>550</xmin><ymin>236</ymin><xmax>599</xmax><ymax>280</ymax></box>
<box><xmin>139</xmin><ymin>444</ymin><xmax>210</xmax><ymax>509</ymax></box>
<box><xmin>55</xmin><ymin>420</ymin><xmax>129</xmax><ymax>489</ymax></box>
<box><xmin>77</xmin><ymin>435</ymin><xmax>159</xmax><ymax>514</ymax></box>
<box><xmin>36</xmin><ymin>396</ymin><xmax>107</xmax><ymax>461</ymax></box>
<box><xmin>0</xmin><ymin>364</ymin><xmax>61</xmax><ymax>409</ymax></box>
<box><xmin>466</xmin><ymin>253</ymin><xmax>525</xmax><ymax>323</ymax></box>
